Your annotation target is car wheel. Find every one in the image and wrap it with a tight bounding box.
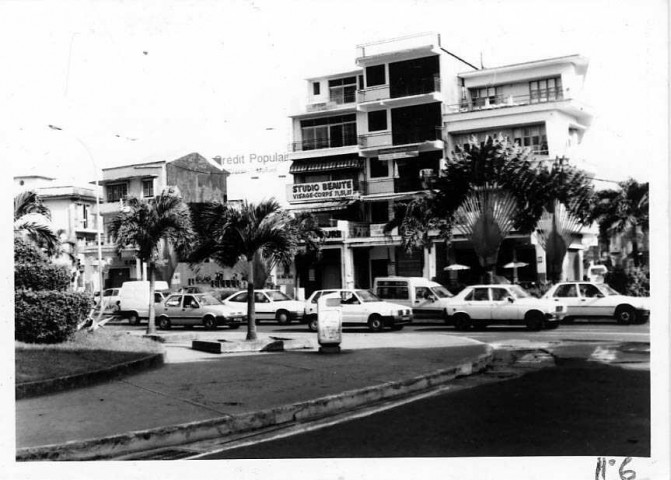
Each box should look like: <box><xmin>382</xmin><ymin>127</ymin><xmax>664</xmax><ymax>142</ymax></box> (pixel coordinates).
<box><xmin>158</xmin><ymin>316</ymin><xmax>171</xmax><ymax>330</ymax></box>
<box><xmin>307</xmin><ymin>315</ymin><xmax>318</xmax><ymax>332</ymax></box>
<box><xmin>615</xmin><ymin>305</ymin><xmax>636</xmax><ymax>325</ymax></box>
<box><xmin>203</xmin><ymin>316</ymin><xmax>217</xmax><ymax>330</ymax></box>
<box><xmin>276</xmin><ymin>310</ymin><xmax>291</xmax><ymax>325</ymax></box>
<box><xmin>367</xmin><ymin>314</ymin><xmax>384</xmax><ymax>332</ymax></box>
<box><xmin>229</xmin><ymin>324</ymin><xmax>241</xmax><ymax>330</ymax></box>
<box><xmin>525</xmin><ymin>311</ymin><xmax>544</xmax><ymax>331</ymax></box>
<box><xmin>128</xmin><ymin>312</ymin><xmax>140</xmax><ymax>326</ymax></box>
<box><xmin>453</xmin><ymin>313</ymin><xmax>471</xmax><ymax>331</ymax></box>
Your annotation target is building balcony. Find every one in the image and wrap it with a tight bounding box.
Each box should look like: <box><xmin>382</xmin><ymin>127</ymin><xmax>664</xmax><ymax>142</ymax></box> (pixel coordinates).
<box><xmin>359</xmin><ymin>178</ymin><xmax>426</xmax><ymax>197</ymax></box>
<box><xmin>98</xmin><ymin>199</ymin><xmax>125</xmax><ymax>215</ymax></box>
<box><xmin>358</xmin><ymin>127</ymin><xmax>444</xmax><ymax>151</ymax></box>
<box><xmin>290</xmin><ymin>135</ymin><xmax>359</xmax><ymax>153</ymax></box>
<box><xmin>357</xmin><ymin>76</ymin><xmax>441</xmax><ymax>110</ymax></box>
<box><xmin>444</xmin><ymin>89</ymin><xmax>592</xmax><ymax>125</ymax></box>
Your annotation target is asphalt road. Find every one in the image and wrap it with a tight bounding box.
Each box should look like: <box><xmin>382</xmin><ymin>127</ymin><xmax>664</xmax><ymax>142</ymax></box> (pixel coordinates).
<box><xmin>197</xmin><ymin>342</ymin><xmax>650</xmax><ymax>459</ymax></box>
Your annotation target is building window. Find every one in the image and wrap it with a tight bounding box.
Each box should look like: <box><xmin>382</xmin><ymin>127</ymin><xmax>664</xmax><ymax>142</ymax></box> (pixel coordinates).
<box><xmin>313</xmin><ymin>82</ymin><xmax>320</xmax><ymax>95</ymax></box>
<box><xmin>469</xmin><ymin>86</ymin><xmax>502</xmax><ymax>108</ymax></box>
<box><xmin>328</xmin><ymin>76</ymin><xmax>356</xmax><ymax>104</ymax></box>
<box><xmin>106</xmin><ymin>183</ymin><xmax>128</xmax><ymax>202</ymax></box>
<box><xmin>529</xmin><ymin>77</ymin><xmax>563</xmax><ymax>103</ymax></box>
<box><xmin>367</xmin><ymin>110</ymin><xmax>387</xmax><ymax>132</ymax></box>
<box><xmin>300</xmin><ymin>114</ymin><xmax>357</xmax><ymax>150</ymax></box>
<box><xmin>513</xmin><ymin>125</ymin><xmax>548</xmax><ymax>154</ymax></box>
<box><xmin>142</xmin><ymin>179</ymin><xmax>154</xmax><ymax>198</ymax></box>
<box><xmin>369</xmin><ymin>158</ymin><xmax>388</xmax><ymax>178</ymax></box>
<box><xmin>370</xmin><ymin>201</ymin><xmax>389</xmax><ymax>223</ymax></box>
<box><xmin>366</xmin><ymin>65</ymin><xmax>386</xmax><ymax>87</ymax></box>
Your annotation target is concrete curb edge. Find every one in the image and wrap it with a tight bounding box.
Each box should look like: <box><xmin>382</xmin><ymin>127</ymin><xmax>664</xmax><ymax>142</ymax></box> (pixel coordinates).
<box><xmin>16</xmin><ymin>347</ymin><xmax>493</xmax><ymax>461</ymax></box>
<box><xmin>16</xmin><ymin>352</ymin><xmax>165</xmax><ymax>400</ymax></box>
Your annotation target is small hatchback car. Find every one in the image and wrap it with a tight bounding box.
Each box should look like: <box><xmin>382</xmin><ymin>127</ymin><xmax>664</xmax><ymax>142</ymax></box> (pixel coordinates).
<box><xmin>156</xmin><ymin>293</ymin><xmax>246</xmax><ymax>330</ymax></box>
<box><xmin>221</xmin><ymin>289</ymin><xmax>306</xmax><ymax>325</ymax></box>
<box><xmin>446</xmin><ymin>284</ymin><xmax>566</xmax><ymax>331</ymax></box>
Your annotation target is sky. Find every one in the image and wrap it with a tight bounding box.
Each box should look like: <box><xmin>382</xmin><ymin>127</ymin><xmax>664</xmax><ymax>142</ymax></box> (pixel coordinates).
<box><xmin>2</xmin><ymin>0</ymin><xmax>668</xmax><ymax>194</ymax></box>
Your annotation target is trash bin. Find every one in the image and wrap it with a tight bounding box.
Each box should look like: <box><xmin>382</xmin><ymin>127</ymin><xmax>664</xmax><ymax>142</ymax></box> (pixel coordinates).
<box><xmin>317</xmin><ymin>293</ymin><xmax>342</xmax><ymax>353</ymax></box>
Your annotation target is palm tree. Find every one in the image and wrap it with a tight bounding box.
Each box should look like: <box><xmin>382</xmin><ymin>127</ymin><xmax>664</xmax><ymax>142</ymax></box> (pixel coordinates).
<box><xmin>14</xmin><ymin>191</ymin><xmax>60</xmax><ymax>257</ymax></box>
<box><xmin>386</xmin><ymin>135</ymin><xmax>594</xmax><ymax>282</ymax></box>
<box><xmin>588</xmin><ymin>179</ymin><xmax>649</xmax><ymax>267</ymax></box>
<box><xmin>190</xmin><ymin>199</ymin><xmax>298</xmax><ymax>341</ymax></box>
<box><xmin>108</xmin><ymin>189</ymin><xmax>194</xmax><ymax>334</ymax></box>
<box><xmin>291</xmin><ymin>212</ymin><xmax>324</xmax><ymax>292</ymax></box>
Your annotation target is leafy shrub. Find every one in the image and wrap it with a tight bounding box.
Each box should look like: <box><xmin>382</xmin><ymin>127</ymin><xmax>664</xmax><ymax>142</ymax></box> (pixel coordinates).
<box><xmin>15</xmin><ymin>290</ymin><xmax>92</xmax><ymax>344</ymax></box>
<box><xmin>605</xmin><ymin>266</ymin><xmax>649</xmax><ymax>296</ymax></box>
<box><xmin>15</xmin><ymin>262</ymin><xmax>71</xmax><ymax>291</ymax></box>
<box><xmin>14</xmin><ymin>237</ymin><xmax>48</xmax><ymax>265</ymax></box>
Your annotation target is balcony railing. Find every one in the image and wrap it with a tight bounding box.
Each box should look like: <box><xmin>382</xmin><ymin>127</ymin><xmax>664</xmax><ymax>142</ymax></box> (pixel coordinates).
<box><xmin>290</xmin><ymin>135</ymin><xmax>358</xmax><ymax>152</ymax></box>
<box><xmin>446</xmin><ymin>88</ymin><xmax>567</xmax><ymax>114</ymax></box>
<box><xmin>358</xmin><ymin>75</ymin><xmax>440</xmax><ymax>103</ymax></box>
<box><xmin>358</xmin><ymin>126</ymin><xmax>443</xmax><ymax>149</ymax></box>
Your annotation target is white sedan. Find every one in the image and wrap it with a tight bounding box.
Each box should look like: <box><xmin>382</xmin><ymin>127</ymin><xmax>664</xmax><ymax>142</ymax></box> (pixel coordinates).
<box><xmin>221</xmin><ymin>289</ymin><xmax>305</xmax><ymax>324</ymax></box>
<box><xmin>304</xmin><ymin>289</ymin><xmax>413</xmax><ymax>332</ymax></box>
<box><xmin>446</xmin><ymin>284</ymin><xmax>566</xmax><ymax>331</ymax></box>
<box><xmin>542</xmin><ymin>281</ymin><xmax>650</xmax><ymax>324</ymax></box>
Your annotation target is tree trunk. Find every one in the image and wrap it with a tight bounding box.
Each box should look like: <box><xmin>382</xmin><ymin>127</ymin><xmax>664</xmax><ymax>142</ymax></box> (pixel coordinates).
<box><xmin>147</xmin><ymin>262</ymin><xmax>156</xmax><ymax>335</ymax></box>
<box><xmin>246</xmin><ymin>257</ymin><xmax>258</xmax><ymax>341</ymax></box>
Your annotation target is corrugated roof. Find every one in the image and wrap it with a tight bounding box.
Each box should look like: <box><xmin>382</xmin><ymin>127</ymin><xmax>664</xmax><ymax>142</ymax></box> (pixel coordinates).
<box><xmin>289</xmin><ymin>157</ymin><xmax>363</xmax><ymax>174</ymax></box>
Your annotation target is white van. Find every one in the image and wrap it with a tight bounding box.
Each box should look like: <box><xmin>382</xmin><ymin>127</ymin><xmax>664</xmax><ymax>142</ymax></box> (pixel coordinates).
<box><xmin>373</xmin><ymin>277</ymin><xmax>454</xmax><ymax>321</ymax></box>
<box><xmin>117</xmin><ymin>280</ymin><xmax>171</xmax><ymax>325</ymax></box>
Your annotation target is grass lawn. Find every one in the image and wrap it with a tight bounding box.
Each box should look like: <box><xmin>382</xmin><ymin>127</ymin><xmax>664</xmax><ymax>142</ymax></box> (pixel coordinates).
<box><xmin>16</xmin><ymin>329</ymin><xmax>164</xmax><ymax>384</ymax></box>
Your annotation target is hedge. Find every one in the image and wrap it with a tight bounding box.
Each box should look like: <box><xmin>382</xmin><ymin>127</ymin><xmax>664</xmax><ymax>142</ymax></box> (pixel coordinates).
<box><xmin>15</xmin><ymin>262</ymin><xmax>71</xmax><ymax>292</ymax></box>
<box><xmin>15</xmin><ymin>290</ymin><xmax>92</xmax><ymax>344</ymax></box>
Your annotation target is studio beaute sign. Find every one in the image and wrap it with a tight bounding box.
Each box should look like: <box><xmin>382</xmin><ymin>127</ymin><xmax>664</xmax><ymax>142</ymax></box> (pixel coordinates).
<box><xmin>288</xmin><ymin>179</ymin><xmax>354</xmax><ymax>202</ymax></box>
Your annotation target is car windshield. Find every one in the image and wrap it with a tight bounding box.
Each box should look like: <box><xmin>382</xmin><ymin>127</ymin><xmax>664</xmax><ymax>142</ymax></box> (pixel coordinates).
<box><xmin>197</xmin><ymin>294</ymin><xmax>223</xmax><ymax>305</ymax></box>
<box><xmin>355</xmin><ymin>289</ymin><xmax>381</xmax><ymax>302</ymax></box>
<box><xmin>431</xmin><ymin>286</ymin><xmax>453</xmax><ymax>298</ymax></box>
<box><xmin>598</xmin><ymin>284</ymin><xmax>620</xmax><ymax>296</ymax></box>
<box><xmin>508</xmin><ymin>285</ymin><xmax>532</xmax><ymax>299</ymax></box>
<box><xmin>266</xmin><ymin>290</ymin><xmax>292</xmax><ymax>301</ymax></box>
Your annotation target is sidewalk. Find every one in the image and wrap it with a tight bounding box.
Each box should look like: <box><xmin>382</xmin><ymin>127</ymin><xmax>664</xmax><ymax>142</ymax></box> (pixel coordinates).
<box><xmin>16</xmin><ymin>331</ymin><xmax>493</xmax><ymax>461</ymax></box>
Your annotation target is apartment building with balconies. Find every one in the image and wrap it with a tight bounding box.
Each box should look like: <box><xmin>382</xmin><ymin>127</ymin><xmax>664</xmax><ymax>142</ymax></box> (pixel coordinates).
<box><xmin>86</xmin><ymin>152</ymin><xmax>230</xmax><ymax>289</ymax></box>
<box><xmin>287</xmin><ymin>34</ymin><xmax>596</xmax><ymax>295</ymax></box>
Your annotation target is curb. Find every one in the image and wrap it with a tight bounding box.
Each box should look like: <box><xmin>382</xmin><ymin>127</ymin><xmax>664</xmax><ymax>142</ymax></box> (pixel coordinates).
<box><xmin>15</xmin><ymin>352</ymin><xmax>165</xmax><ymax>400</ymax></box>
<box><xmin>16</xmin><ymin>348</ymin><xmax>493</xmax><ymax>461</ymax></box>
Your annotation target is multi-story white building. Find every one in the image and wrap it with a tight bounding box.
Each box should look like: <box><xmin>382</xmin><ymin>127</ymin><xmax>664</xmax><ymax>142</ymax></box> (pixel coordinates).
<box><xmin>287</xmin><ymin>33</ymin><xmax>597</xmax><ymax>295</ymax></box>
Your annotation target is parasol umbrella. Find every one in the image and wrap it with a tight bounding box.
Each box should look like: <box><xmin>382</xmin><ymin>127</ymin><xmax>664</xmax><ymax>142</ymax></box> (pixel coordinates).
<box><xmin>502</xmin><ymin>261</ymin><xmax>528</xmax><ymax>269</ymax></box>
<box><xmin>444</xmin><ymin>264</ymin><xmax>471</xmax><ymax>271</ymax></box>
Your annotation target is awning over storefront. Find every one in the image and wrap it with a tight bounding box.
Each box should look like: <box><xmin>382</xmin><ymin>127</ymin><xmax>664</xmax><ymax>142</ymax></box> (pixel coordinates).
<box><xmin>287</xmin><ymin>199</ymin><xmax>357</xmax><ymax>213</ymax></box>
<box><xmin>289</xmin><ymin>157</ymin><xmax>363</xmax><ymax>174</ymax></box>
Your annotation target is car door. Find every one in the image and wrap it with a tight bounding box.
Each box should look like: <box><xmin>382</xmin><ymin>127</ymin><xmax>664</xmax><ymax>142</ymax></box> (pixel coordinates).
<box><xmin>181</xmin><ymin>294</ymin><xmax>202</xmax><ymax>326</ymax></box>
<box><xmin>413</xmin><ymin>286</ymin><xmax>440</xmax><ymax>318</ymax></box>
<box><xmin>578</xmin><ymin>283</ymin><xmax>611</xmax><ymax>317</ymax></box>
<box><xmin>489</xmin><ymin>287</ymin><xmax>518</xmax><ymax>321</ymax></box>
<box><xmin>254</xmin><ymin>291</ymin><xmax>273</xmax><ymax>321</ymax></box>
<box><xmin>339</xmin><ymin>290</ymin><xmax>363</xmax><ymax>324</ymax></box>
<box><xmin>162</xmin><ymin>294</ymin><xmax>182</xmax><ymax>322</ymax></box>
<box><xmin>463</xmin><ymin>287</ymin><xmax>493</xmax><ymax>320</ymax></box>
<box><xmin>551</xmin><ymin>284</ymin><xmax>581</xmax><ymax>317</ymax></box>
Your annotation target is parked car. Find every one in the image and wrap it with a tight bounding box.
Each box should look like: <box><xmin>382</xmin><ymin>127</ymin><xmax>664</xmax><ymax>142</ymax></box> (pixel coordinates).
<box><xmin>156</xmin><ymin>293</ymin><xmax>246</xmax><ymax>330</ymax></box>
<box><xmin>93</xmin><ymin>288</ymin><xmax>121</xmax><ymax>312</ymax></box>
<box><xmin>221</xmin><ymin>289</ymin><xmax>305</xmax><ymax>324</ymax></box>
<box><xmin>446</xmin><ymin>284</ymin><xmax>566</xmax><ymax>331</ymax></box>
<box><xmin>304</xmin><ymin>289</ymin><xmax>413</xmax><ymax>332</ymax></box>
<box><xmin>117</xmin><ymin>281</ymin><xmax>171</xmax><ymax>325</ymax></box>
<box><xmin>373</xmin><ymin>276</ymin><xmax>454</xmax><ymax>321</ymax></box>
<box><xmin>542</xmin><ymin>281</ymin><xmax>650</xmax><ymax>324</ymax></box>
